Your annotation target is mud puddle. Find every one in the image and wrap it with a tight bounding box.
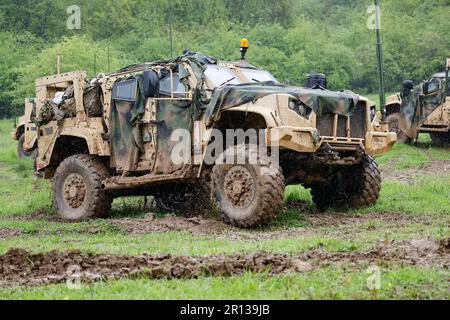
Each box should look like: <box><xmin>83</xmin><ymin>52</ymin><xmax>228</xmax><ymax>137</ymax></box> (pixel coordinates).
<box><xmin>1</xmin><ymin>238</ymin><xmax>448</xmax><ymax>288</ymax></box>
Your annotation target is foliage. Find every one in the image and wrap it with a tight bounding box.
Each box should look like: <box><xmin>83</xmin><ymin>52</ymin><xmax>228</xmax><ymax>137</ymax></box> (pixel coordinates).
<box><xmin>0</xmin><ymin>0</ymin><xmax>449</xmax><ymax>117</ymax></box>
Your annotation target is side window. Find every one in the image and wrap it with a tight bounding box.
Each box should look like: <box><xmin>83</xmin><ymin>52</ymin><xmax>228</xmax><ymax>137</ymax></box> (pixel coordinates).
<box><xmin>159</xmin><ymin>73</ymin><xmax>187</xmax><ymax>97</ymax></box>
<box><xmin>426</xmin><ymin>79</ymin><xmax>441</xmax><ymax>94</ymax></box>
<box><xmin>112</xmin><ymin>79</ymin><xmax>137</xmax><ymax>102</ymax></box>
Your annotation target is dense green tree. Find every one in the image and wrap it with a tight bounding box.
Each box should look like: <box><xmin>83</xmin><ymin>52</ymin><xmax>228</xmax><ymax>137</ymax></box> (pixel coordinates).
<box><xmin>0</xmin><ymin>0</ymin><xmax>448</xmax><ymax>118</ymax></box>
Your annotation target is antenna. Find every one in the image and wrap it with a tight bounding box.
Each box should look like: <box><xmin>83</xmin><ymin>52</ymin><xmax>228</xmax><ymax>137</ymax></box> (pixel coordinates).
<box><xmin>374</xmin><ymin>0</ymin><xmax>386</xmax><ymax>121</ymax></box>
<box><xmin>94</xmin><ymin>53</ymin><xmax>97</xmax><ymax>75</ymax></box>
<box><xmin>169</xmin><ymin>14</ymin><xmax>173</xmax><ymax>57</ymax></box>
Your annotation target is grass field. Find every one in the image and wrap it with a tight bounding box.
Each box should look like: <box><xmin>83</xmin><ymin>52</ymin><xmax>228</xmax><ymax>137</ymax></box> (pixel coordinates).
<box><xmin>0</xmin><ymin>118</ymin><xmax>448</xmax><ymax>300</ymax></box>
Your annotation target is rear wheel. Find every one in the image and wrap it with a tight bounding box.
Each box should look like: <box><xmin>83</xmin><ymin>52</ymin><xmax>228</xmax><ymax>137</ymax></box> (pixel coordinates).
<box><xmin>53</xmin><ymin>155</ymin><xmax>112</xmax><ymax>220</ymax></box>
<box><xmin>386</xmin><ymin>113</ymin><xmax>412</xmax><ymax>144</ymax></box>
<box><xmin>211</xmin><ymin>144</ymin><xmax>285</xmax><ymax>228</ymax></box>
<box><xmin>311</xmin><ymin>155</ymin><xmax>381</xmax><ymax>211</ymax></box>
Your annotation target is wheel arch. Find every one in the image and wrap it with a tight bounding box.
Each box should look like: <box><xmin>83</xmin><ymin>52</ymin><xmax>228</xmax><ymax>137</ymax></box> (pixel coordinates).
<box><xmin>42</xmin><ymin>133</ymin><xmax>108</xmax><ymax>178</ymax></box>
<box><xmin>15</xmin><ymin>124</ymin><xmax>25</xmax><ymax>140</ymax></box>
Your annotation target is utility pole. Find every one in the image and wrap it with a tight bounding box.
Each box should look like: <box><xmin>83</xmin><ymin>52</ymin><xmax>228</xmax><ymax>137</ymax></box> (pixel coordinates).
<box><xmin>169</xmin><ymin>14</ymin><xmax>173</xmax><ymax>57</ymax></box>
<box><xmin>375</xmin><ymin>0</ymin><xmax>386</xmax><ymax>121</ymax></box>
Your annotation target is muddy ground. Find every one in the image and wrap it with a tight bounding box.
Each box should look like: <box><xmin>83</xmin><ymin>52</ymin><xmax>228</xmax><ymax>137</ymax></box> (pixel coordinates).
<box><xmin>1</xmin><ymin>156</ymin><xmax>448</xmax><ymax>290</ymax></box>
<box><xmin>0</xmin><ymin>228</ymin><xmax>23</xmax><ymax>240</ymax></box>
<box><xmin>381</xmin><ymin>159</ymin><xmax>450</xmax><ymax>183</ymax></box>
<box><xmin>0</xmin><ymin>238</ymin><xmax>448</xmax><ymax>288</ymax></box>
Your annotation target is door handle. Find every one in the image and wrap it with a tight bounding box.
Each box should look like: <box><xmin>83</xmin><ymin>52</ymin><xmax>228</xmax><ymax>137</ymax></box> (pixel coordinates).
<box><xmin>149</xmin><ymin>120</ymin><xmax>165</xmax><ymax>126</ymax></box>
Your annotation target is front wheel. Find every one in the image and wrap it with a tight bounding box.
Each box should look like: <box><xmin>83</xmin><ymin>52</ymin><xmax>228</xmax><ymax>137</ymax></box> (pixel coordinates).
<box><xmin>211</xmin><ymin>144</ymin><xmax>285</xmax><ymax>228</ymax></box>
<box><xmin>53</xmin><ymin>155</ymin><xmax>112</xmax><ymax>220</ymax></box>
<box><xmin>386</xmin><ymin>113</ymin><xmax>412</xmax><ymax>144</ymax></box>
<box><xmin>311</xmin><ymin>155</ymin><xmax>381</xmax><ymax>211</ymax></box>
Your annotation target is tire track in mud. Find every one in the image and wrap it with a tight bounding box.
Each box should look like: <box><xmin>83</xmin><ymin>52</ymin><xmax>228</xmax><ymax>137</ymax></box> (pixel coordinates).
<box><xmin>1</xmin><ymin>211</ymin><xmax>439</xmax><ymax>242</ymax></box>
<box><xmin>1</xmin><ymin>238</ymin><xmax>448</xmax><ymax>288</ymax></box>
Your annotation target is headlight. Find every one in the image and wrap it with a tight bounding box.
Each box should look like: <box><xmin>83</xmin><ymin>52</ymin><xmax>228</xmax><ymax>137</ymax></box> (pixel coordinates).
<box><xmin>289</xmin><ymin>99</ymin><xmax>312</xmax><ymax>119</ymax></box>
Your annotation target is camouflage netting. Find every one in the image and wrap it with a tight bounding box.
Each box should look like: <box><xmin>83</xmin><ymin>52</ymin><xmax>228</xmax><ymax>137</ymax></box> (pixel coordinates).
<box><xmin>110</xmin><ymin>52</ymin><xmax>212</xmax><ymax>173</ymax></box>
<box><xmin>204</xmin><ymin>81</ymin><xmax>360</xmax><ymax>126</ymax></box>
<box><xmin>36</xmin><ymin>82</ymin><xmax>103</xmax><ymax>126</ymax></box>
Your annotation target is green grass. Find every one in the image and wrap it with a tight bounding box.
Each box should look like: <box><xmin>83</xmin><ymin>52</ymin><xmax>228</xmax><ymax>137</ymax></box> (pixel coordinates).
<box><xmin>1</xmin><ymin>266</ymin><xmax>448</xmax><ymax>300</ymax></box>
<box><xmin>0</xmin><ymin>118</ymin><xmax>449</xmax><ymax>300</ymax></box>
<box><xmin>365</xmin><ymin>93</ymin><xmax>396</xmax><ymax>109</ymax></box>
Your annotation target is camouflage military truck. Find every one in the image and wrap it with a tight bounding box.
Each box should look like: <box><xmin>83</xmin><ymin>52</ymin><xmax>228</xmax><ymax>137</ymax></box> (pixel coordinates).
<box><xmin>11</xmin><ymin>99</ymin><xmax>38</xmax><ymax>159</ymax></box>
<box><xmin>385</xmin><ymin>59</ymin><xmax>450</xmax><ymax>143</ymax></box>
<box><xmin>24</xmin><ymin>48</ymin><xmax>396</xmax><ymax>228</ymax></box>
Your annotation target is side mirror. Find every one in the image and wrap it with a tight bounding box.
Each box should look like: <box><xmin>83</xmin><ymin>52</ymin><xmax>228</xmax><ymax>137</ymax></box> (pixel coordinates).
<box><xmin>401</xmin><ymin>80</ymin><xmax>414</xmax><ymax>98</ymax></box>
<box><xmin>143</xmin><ymin>70</ymin><xmax>159</xmax><ymax>97</ymax></box>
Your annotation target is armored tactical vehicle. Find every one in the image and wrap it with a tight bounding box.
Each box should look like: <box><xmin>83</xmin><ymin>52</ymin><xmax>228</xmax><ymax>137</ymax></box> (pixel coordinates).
<box><xmin>385</xmin><ymin>59</ymin><xmax>450</xmax><ymax>143</ymax></box>
<box><xmin>21</xmin><ymin>43</ymin><xmax>396</xmax><ymax>228</ymax></box>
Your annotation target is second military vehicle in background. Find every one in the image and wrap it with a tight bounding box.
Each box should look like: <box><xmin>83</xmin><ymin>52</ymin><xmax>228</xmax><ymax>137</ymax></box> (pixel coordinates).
<box><xmin>385</xmin><ymin>59</ymin><xmax>450</xmax><ymax>144</ymax></box>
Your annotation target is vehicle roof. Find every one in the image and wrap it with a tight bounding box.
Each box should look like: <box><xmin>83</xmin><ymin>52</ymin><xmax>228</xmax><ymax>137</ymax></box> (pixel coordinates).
<box><xmin>432</xmin><ymin>72</ymin><xmax>446</xmax><ymax>79</ymax></box>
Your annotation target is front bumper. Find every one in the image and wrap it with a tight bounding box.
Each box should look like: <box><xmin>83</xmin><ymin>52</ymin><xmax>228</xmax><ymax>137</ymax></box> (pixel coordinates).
<box><xmin>267</xmin><ymin>126</ymin><xmax>397</xmax><ymax>155</ymax></box>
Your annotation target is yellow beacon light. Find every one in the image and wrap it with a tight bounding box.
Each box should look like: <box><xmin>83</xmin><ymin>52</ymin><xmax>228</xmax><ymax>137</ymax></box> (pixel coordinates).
<box><xmin>240</xmin><ymin>38</ymin><xmax>249</xmax><ymax>48</ymax></box>
<box><xmin>240</xmin><ymin>38</ymin><xmax>249</xmax><ymax>60</ymax></box>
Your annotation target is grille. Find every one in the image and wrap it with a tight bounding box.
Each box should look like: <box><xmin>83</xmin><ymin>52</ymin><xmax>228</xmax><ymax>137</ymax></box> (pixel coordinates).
<box><xmin>316</xmin><ymin>102</ymin><xmax>367</xmax><ymax>139</ymax></box>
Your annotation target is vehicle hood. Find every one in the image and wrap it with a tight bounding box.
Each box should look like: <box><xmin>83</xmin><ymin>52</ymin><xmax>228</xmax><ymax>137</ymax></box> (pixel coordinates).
<box><xmin>204</xmin><ymin>81</ymin><xmax>360</xmax><ymax>126</ymax></box>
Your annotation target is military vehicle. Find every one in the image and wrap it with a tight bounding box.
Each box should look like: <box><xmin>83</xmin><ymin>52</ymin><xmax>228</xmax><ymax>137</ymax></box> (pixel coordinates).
<box><xmin>385</xmin><ymin>58</ymin><xmax>450</xmax><ymax>143</ymax></box>
<box><xmin>22</xmin><ymin>42</ymin><xmax>396</xmax><ymax>228</ymax></box>
<box><xmin>11</xmin><ymin>99</ymin><xmax>38</xmax><ymax>159</ymax></box>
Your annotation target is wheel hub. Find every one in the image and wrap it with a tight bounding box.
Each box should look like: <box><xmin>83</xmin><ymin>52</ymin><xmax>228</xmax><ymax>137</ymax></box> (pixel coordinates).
<box><xmin>224</xmin><ymin>166</ymin><xmax>255</xmax><ymax>208</ymax></box>
<box><xmin>63</xmin><ymin>173</ymin><xmax>86</xmax><ymax>209</ymax></box>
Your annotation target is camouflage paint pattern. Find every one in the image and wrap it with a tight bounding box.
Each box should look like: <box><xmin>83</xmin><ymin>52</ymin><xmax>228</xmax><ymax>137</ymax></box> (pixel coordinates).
<box><xmin>110</xmin><ymin>74</ymin><xmax>146</xmax><ymax>173</ymax></box>
<box><xmin>154</xmin><ymin>99</ymin><xmax>193</xmax><ymax>174</ymax></box>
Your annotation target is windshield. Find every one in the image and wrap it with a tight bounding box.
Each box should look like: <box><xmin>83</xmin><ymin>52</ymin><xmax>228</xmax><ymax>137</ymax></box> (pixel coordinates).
<box><xmin>205</xmin><ymin>65</ymin><xmax>242</xmax><ymax>87</ymax></box>
<box><xmin>240</xmin><ymin>68</ymin><xmax>278</xmax><ymax>83</ymax></box>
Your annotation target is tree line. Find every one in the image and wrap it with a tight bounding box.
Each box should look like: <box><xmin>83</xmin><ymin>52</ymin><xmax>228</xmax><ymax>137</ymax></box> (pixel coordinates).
<box><xmin>0</xmin><ymin>0</ymin><xmax>448</xmax><ymax>118</ymax></box>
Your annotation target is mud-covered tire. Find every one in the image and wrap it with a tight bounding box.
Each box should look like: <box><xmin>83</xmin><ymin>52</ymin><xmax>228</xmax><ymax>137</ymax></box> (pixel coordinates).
<box><xmin>211</xmin><ymin>144</ymin><xmax>285</xmax><ymax>228</ymax></box>
<box><xmin>386</xmin><ymin>113</ymin><xmax>412</xmax><ymax>144</ymax></box>
<box><xmin>53</xmin><ymin>154</ymin><xmax>112</xmax><ymax>221</ymax></box>
<box><xmin>430</xmin><ymin>131</ymin><xmax>450</xmax><ymax>144</ymax></box>
<box><xmin>311</xmin><ymin>155</ymin><xmax>381</xmax><ymax>211</ymax></box>
<box><xmin>17</xmin><ymin>134</ymin><xmax>33</xmax><ymax>158</ymax></box>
